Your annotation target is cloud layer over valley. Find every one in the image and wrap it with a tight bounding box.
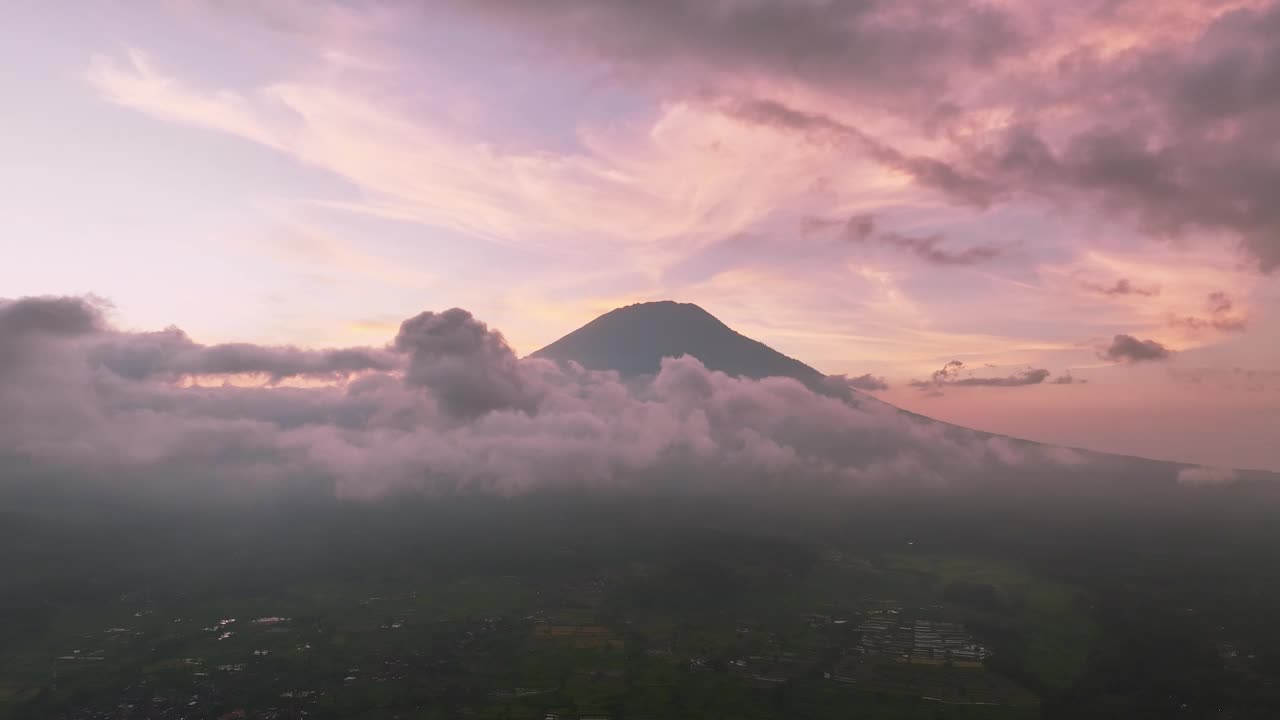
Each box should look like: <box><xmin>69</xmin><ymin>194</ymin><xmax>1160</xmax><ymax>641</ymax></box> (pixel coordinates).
<box><xmin>1</xmin><ymin>295</ymin><xmax>1165</xmax><ymax>504</ymax></box>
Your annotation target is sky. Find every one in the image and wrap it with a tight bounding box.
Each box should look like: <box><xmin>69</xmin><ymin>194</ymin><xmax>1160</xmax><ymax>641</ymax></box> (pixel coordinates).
<box><xmin>3</xmin><ymin>0</ymin><xmax>1279</xmax><ymax>473</ymax></box>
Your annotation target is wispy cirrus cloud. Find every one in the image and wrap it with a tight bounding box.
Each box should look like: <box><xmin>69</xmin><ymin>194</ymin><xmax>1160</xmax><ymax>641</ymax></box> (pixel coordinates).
<box><xmin>86</xmin><ymin>48</ymin><xmax>895</xmax><ymax>265</ymax></box>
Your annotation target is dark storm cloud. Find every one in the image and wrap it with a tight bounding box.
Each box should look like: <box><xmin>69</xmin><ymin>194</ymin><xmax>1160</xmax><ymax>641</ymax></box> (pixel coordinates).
<box><xmin>910</xmin><ymin>361</ymin><xmax>1052</xmax><ymax>392</ymax></box>
<box><xmin>1049</xmin><ymin>373</ymin><xmax>1083</xmax><ymax>385</ymax></box>
<box><xmin>1100</xmin><ymin>334</ymin><xmax>1173</xmax><ymax>363</ymax></box>
<box><xmin>0</xmin><ymin>295</ymin><xmax>1101</xmax><ymax>502</ymax></box>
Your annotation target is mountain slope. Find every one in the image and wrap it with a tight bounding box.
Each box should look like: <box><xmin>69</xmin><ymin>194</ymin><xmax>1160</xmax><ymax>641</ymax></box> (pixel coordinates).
<box><xmin>530</xmin><ymin>301</ymin><xmax>825</xmax><ymax>386</ymax></box>
<box><xmin>529</xmin><ymin>300</ymin><xmax>1280</xmax><ymax>493</ymax></box>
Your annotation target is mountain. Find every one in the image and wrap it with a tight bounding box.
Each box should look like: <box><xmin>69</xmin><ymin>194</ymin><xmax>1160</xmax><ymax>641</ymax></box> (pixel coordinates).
<box><xmin>530</xmin><ymin>301</ymin><xmax>826</xmax><ymax>388</ymax></box>
<box><xmin>530</xmin><ymin>301</ymin><xmax>1280</xmax><ymax>493</ymax></box>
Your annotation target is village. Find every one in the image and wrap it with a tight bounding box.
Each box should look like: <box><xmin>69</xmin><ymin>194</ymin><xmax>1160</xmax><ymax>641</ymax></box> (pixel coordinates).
<box><xmin>24</xmin><ymin>593</ymin><xmax>1026</xmax><ymax>720</ymax></box>
<box><xmin>6</xmin><ymin>544</ymin><xmax>1068</xmax><ymax>720</ymax></box>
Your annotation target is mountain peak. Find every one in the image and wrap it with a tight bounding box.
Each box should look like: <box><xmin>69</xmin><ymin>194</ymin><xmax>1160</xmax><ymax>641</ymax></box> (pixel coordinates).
<box><xmin>603</xmin><ymin>299</ymin><xmax>719</xmax><ymax>316</ymax></box>
<box><xmin>530</xmin><ymin>300</ymin><xmax>823</xmax><ymax>385</ymax></box>
<box><xmin>590</xmin><ymin>300</ymin><xmax>730</xmax><ymax>331</ymax></box>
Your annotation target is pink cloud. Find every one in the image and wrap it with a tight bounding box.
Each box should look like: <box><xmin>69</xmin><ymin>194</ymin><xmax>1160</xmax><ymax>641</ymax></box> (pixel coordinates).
<box><xmin>3</xmin><ymin>0</ymin><xmax>1274</xmax><ymax>473</ymax></box>
<box><xmin>2</xmin><ymin>295</ymin><xmax>1145</xmax><ymax>502</ymax></box>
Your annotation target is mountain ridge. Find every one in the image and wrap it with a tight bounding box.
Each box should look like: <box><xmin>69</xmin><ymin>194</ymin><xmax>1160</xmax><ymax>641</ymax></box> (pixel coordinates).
<box><xmin>528</xmin><ymin>300</ymin><xmax>1280</xmax><ymax>486</ymax></box>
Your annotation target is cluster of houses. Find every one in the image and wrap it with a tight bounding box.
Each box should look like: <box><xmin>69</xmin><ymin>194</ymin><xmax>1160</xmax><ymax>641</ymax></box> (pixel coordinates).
<box><xmin>856</xmin><ymin>617</ymin><xmax>988</xmax><ymax>667</ymax></box>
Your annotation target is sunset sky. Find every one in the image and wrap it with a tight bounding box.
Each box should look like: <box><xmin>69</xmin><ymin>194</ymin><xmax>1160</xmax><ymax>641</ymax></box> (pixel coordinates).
<box><xmin>4</xmin><ymin>0</ymin><xmax>1278</xmax><ymax>472</ymax></box>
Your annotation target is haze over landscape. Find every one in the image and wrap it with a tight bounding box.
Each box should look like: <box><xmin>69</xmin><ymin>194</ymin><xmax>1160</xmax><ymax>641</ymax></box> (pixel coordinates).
<box><xmin>5</xmin><ymin>2</ymin><xmax>1280</xmax><ymax>719</ymax></box>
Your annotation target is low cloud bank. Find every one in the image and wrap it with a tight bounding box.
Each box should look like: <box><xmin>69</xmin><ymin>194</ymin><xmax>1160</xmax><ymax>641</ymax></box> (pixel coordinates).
<box><xmin>829</xmin><ymin>373</ymin><xmax>890</xmax><ymax>392</ymax></box>
<box><xmin>0</xmin><ymin>296</ymin><xmax>1151</xmax><ymax>502</ymax></box>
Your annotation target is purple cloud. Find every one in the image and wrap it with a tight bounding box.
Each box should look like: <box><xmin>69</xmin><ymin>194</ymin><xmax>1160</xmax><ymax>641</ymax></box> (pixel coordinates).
<box><xmin>393</xmin><ymin>308</ymin><xmax>538</xmax><ymax>418</ymax></box>
<box><xmin>0</xmin><ymin>295</ymin><xmax>1107</xmax><ymax>503</ymax></box>
<box><xmin>825</xmin><ymin>373</ymin><xmax>890</xmax><ymax>392</ymax></box>
<box><xmin>458</xmin><ymin>0</ymin><xmax>1280</xmax><ymax>272</ymax></box>
<box><xmin>1082</xmin><ymin>278</ymin><xmax>1160</xmax><ymax>298</ymax></box>
<box><xmin>89</xmin><ymin>327</ymin><xmax>400</xmax><ymax>382</ymax></box>
<box><xmin>726</xmin><ymin>98</ymin><xmax>1000</xmax><ymax>208</ymax></box>
<box><xmin>1100</xmin><ymin>334</ymin><xmax>1173</xmax><ymax>363</ymax></box>
<box><xmin>0</xmin><ymin>295</ymin><xmax>107</xmax><ymax>336</ymax></box>
<box><xmin>445</xmin><ymin>1</ymin><xmax>1026</xmax><ymax>103</ymax></box>
<box><xmin>802</xmin><ymin>212</ymin><xmax>1012</xmax><ymax>266</ymax></box>
<box><xmin>910</xmin><ymin>361</ymin><xmax>1053</xmax><ymax>393</ymax></box>
<box><xmin>1170</xmin><ymin>291</ymin><xmax>1247</xmax><ymax>332</ymax></box>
